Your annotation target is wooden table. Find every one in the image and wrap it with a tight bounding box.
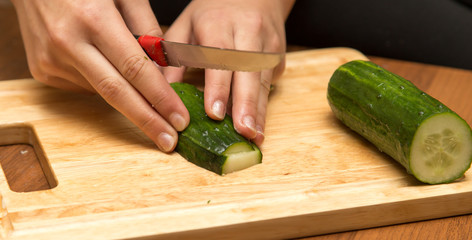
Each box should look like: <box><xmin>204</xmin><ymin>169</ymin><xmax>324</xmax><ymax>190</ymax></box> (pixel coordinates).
<box><xmin>1</xmin><ymin>2</ymin><xmax>471</xmax><ymax>239</ymax></box>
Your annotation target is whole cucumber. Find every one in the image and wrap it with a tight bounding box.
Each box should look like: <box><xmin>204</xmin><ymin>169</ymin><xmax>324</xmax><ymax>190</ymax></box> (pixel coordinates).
<box><xmin>327</xmin><ymin>60</ymin><xmax>472</xmax><ymax>184</ymax></box>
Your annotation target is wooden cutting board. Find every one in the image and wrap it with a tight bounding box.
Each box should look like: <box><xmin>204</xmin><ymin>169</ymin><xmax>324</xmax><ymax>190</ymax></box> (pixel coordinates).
<box><xmin>0</xmin><ymin>48</ymin><xmax>471</xmax><ymax>240</ymax></box>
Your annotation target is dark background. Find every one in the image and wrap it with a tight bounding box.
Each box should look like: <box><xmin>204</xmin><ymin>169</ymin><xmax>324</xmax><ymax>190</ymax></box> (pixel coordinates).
<box><xmin>152</xmin><ymin>0</ymin><xmax>472</xmax><ymax>70</ymax></box>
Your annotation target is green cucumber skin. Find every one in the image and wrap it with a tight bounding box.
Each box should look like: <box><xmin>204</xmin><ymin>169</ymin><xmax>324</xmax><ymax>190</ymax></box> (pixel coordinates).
<box><xmin>327</xmin><ymin>60</ymin><xmax>465</xmax><ymax>176</ymax></box>
<box><xmin>171</xmin><ymin>82</ymin><xmax>261</xmax><ymax>175</ymax></box>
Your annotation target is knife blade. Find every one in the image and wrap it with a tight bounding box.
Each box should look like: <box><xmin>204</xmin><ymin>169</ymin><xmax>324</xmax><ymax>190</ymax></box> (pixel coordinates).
<box><xmin>135</xmin><ymin>35</ymin><xmax>284</xmax><ymax>72</ymax></box>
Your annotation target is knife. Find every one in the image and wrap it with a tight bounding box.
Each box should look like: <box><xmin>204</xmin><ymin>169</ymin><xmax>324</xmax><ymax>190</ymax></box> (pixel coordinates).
<box><xmin>135</xmin><ymin>35</ymin><xmax>284</xmax><ymax>72</ymax></box>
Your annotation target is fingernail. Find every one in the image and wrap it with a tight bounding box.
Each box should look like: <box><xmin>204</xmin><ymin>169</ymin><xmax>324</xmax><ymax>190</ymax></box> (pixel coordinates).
<box><xmin>170</xmin><ymin>112</ymin><xmax>187</xmax><ymax>131</ymax></box>
<box><xmin>157</xmin><ymin>132</ymin><xmax>176</xmax><ymax>152</ymax></box>
<box><xmin>243</xmin><ymin>115</ymin><xmax>257</xmax><ymax>135</ymax></box>
<box><xmin>211</xmin><ymin>100</ymin><xmax>225</xmax><ymax>120</ymax></box>
<box><xmin>256</xmin><ymin>125</ymin><xmax>264</xmax><ymax>137</ymax></box>
<box><xmin>253</xmin><ymin>125</ymin><xmax>265</xmax><ymax>146</ymax></box>
<box><xmin>256</xmin><ymin>125</ymin><xmax>265</xmax><ymax>141</ymax></box>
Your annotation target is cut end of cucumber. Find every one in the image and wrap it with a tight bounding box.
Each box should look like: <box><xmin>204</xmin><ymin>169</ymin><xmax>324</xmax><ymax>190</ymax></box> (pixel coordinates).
<box><xmin>222</xmin><ymin>142</ymin><xmax>262</xmax><ymax>175</ymax></box>
<box><xmin>410</xmin><ymin>113</ymin><xmax>472</xmax><ymax>184</ymax></box>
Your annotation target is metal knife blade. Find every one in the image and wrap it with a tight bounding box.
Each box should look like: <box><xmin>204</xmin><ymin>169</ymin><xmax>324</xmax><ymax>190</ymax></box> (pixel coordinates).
<box><xmin>136</xmin><ymin>35</ymin><xmax>284</xmax><ymax>72</ymax></box>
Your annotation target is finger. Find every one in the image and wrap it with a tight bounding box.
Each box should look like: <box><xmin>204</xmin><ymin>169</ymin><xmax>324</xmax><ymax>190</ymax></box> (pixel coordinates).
<box><xmin>115</xmin><ymin>0</ymin><xmax>163</xmax><ymax>36</ymax></box>
<box><xmin>52</xmin><ymin>66</ymin><xmax>96</xmax><ymax>93</ymax></box>
<box><xmin>32</xmin><ymin>49</ymin><xmax>96</xmax><ymax>93</ymax></box>
<box><xmin>251</xmin><ymin>23</ymin><xmax>285</xmax><ymax>145</ymax></box>
<box><xmin>74</xmin><ymin>43</ymin><xmax>179</xmax><ymax>152</ymax></box>
<box><xmin>203</xmin><ymin>69</ymin><xmax>233</xmax><ymax>120</ymax></box>
<box><xmin>34</xmin><ymin>66</ymin><xmax>95</xmax><ymax>93</ymax></box>
<box><xmin>115</xmin><ymin>0</ymin><xmax>173</xmax><ymax>83</ymax></box>
<box><xmin>272</xmin><ymin>56</ymin><xmax>286</xmax><ymax>83</ymax></box>
<box><xmin>231</xmin><ymin>71</ymin><xmax>260</xmax><ymax>139</ymax></box>
<box><xmin>252</xmin><ymin>69</ymin><xmax>273</xmax><ymax>146</ymax></box>
<box><xmin>230</xmin><ymin>21</ymin><xmax>265</xmax><ymax>139</ymax></box>
<box><xmin>91</xmin><ymin>7</ymin><xmax>189</xmax><ymax>133</ymax></box>
<box><xmin>185</xmin><ymin>15</ymin><xmax>237</xmax><ymax>121</ymax></box>
<box><xmin>34</xmin><ymin>74</ymin><xmax>92</xmax><ymax>94</ymax></box>
<box><xmin>162</xmin><ymin>67</ymin><xmax>187</xmax><ymax>84</ymax></box>
<box><xmin>161</xmin><ymin>13</ymin><xmax>192</xmax><ymax>83</ymax></box>
<box><xmin>263</xmin><ymin>31</ymin><xmax>286</xmax><ymax>83</ymax></box>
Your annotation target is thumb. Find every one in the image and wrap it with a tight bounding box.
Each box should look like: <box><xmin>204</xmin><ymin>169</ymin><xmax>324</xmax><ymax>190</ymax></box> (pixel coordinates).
<box><xmin>116</xmin><ymin>0</ymin><xmax>162</xmax><ymax>36</ymax></box>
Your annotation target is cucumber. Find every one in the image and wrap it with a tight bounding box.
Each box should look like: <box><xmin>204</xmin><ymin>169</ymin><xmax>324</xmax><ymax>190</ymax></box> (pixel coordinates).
<box><xmin>327</xmin><ymin>60</ymin><xmax>472</xmax><ymax>184</ymax></box>
<box><xmin>171</xmin><ymin>82</ymin><xmax>262</xmax><ymax>175</ymax></box>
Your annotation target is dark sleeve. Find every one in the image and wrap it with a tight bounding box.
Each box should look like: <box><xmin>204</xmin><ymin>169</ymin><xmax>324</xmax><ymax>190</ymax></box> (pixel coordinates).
<box><xmin>457</xmin><ymin>0</ymin><xmax>472</xmax><ymax>7</ymax></box>
<box><xmin>149</xmin><ymin>1</ymin><xmax>191</xmax><ymax>26</ymax></box>
<box><xmin>285</xmin><ymin>0</ymin><xmax>472</xmax><ymax>70</ymax></box>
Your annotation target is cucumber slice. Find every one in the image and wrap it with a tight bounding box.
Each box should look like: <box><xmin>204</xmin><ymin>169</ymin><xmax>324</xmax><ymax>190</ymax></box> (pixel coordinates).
<box><xmin>411</xmin><ymin>113</ymin><xmax>472</xmax><ymax>184</ymax></box>
<box><xmin>327</xmin><ymin>60</ymin><xmax>472</xmax><ymax>184</ymax></box>
<box><xmin>171</xmin><ymin>82</ymin><xmax>262</xmax><ymax>175</ymax></box>
<box><xmin>222</xmin><ymin>142</ymin><xmax>262</xmax><ymax>174</ymax></box>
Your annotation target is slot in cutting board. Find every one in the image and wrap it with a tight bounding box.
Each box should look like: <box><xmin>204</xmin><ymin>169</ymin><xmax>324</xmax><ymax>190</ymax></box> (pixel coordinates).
<box><xmin>0</xmin><ymin>48</ymin><xmax>471</xmax><ymax>240</ymax></box>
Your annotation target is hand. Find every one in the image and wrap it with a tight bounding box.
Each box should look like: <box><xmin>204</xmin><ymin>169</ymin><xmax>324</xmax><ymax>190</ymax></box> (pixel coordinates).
<box><xmin>163</xmin><ymin>0</ymin><xmax>294</xmax><ymax>146</ymax></box>
<box><xmin>11</xmin><ymin>0</ymin><xmax>190</xmax><ymax>152</ymax></box>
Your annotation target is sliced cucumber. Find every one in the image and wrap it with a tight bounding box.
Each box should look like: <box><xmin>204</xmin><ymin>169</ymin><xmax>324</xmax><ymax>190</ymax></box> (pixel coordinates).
<box><xmin>222</xmin><ymin>142</ymin><xmax>262</xmax><ymax>174</ymax></box>
<box><xmin>171</xmin><ymin>82</ymin><xmax>262</xmax><ymax>175</ymax></box>
<box><xmin>411</xmin><ymin>113</ymin><xmax>472</xmax><ymax>183</ymax></box>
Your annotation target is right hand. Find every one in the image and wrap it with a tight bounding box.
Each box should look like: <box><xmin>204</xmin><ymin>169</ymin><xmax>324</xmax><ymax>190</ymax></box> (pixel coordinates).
<box><xmin>163</xmin><ymin>0</ymin><xmax>294</xmax><ymax>146</ymax></box>
<box><xmin>11</xmin><ymin>0</ymin><xmax>189</xmax><ymax>152</ymax></box>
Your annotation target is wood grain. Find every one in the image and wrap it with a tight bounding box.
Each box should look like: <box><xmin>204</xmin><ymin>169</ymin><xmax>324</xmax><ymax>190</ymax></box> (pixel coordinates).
<box><xmin>0</xmin><ymin>49</ymin><xmax>471</xmax><ymax>239</ymax></box>
<box><xmin>304</xmin><ymin>56</ymin><xmax>472</xmax><ymax>240</ymax></box>
<box><xmin>0</xmin><ymin>144</ymin><xmax>50</xmax><ymax>192</ymax></box>
<box><xmin>1</xmin><ymin>2</ymin><xmax>472</xmax><ymax>239</ymax></box>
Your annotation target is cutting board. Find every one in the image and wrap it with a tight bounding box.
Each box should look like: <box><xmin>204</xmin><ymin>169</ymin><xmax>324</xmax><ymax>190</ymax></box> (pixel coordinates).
<box><xmin>0</xmin><ymin>48</ymin><xmax>471</xmax><ymax>240</ymax></box>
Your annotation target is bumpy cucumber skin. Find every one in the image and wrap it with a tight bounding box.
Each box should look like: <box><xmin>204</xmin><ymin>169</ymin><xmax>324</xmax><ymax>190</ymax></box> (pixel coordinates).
<box><xmin>327</xmin><ymin>60</ymin><xmax>472</xmax><ymax>183</ymax></box>
<box><xmin>171</xmin><ymin>82</ymin><xmax>261</xmax><ymax>175</ymax></box>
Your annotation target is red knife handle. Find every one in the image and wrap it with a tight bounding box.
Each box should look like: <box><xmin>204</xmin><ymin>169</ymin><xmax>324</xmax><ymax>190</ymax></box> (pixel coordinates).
<box><xmin>136</xmin><ymin>35</ymin><xmax>168</xmax><ymax>67</ymax></box>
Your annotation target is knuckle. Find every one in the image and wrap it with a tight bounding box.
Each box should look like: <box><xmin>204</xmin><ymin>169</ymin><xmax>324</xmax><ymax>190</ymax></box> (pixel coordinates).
<box><xmin>145</xmin><ymin>28</ymin><xmax>163</xmax><ymax>37</ymax></box>
<box><xmin>240</xmin><ymin>94</ymin><xmax>258</xmax><ymax>108</ymax></box>
<box><xmin>242</xmin><ymin>12</ymin><xmax>264</xmax><ymax>34</ymax></box>
<box><xmin>47</xmin><ymin>31</ymin><xmax>71</xmax><ymax>52</ymax></box>
<box><xmin>260</xmin><ymin>77</ymin><xmax>272</xmax><ymax>93</ymax></box>
<box><xmin>200</xmin><ymin>8</ymin><xmax>227</xmax><ymax>21</ymax></box>
<box><xmin>208</xmin><ymin>80</ymin><xmax>230</xmax><ymax>93</ymax></box>
<box><xmin>121</xmin><ymin>55</ymin><xmax>148</xmax><ymax>83</ymax></box>
<box><xmin>268</xmin><ymin>35</ymin><xmax>284</xmax><ymax>51</ymax></box>
<box><xmin>94</xmin><ymin>76</ymin><xmax>123</xmax><ymax>102</ymax></box>
<box><xmin>149</xmin><ymin>88</ymin><xmax>172</xmax><ymax>108</ymax></box>
<box><xmin>138</xmin><ymin>112</ymin><xmax>160</xmax><ymax>133</ymax></box>
<box><xmin>35</xmin><ymin>52</ymin><xmax>59</xmax><ymax>76</ymax></box>
<box><xmin>76</xmin><ymin>6</ymin><xmax>104</xmax><ymax>34</ymax></box>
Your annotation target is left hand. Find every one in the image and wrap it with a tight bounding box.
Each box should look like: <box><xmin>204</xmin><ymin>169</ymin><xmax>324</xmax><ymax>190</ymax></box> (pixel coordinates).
<box><xmin>162</xmin><ymin>0</ymin><xmax>295</xmax><ymax>146</ymax></box>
